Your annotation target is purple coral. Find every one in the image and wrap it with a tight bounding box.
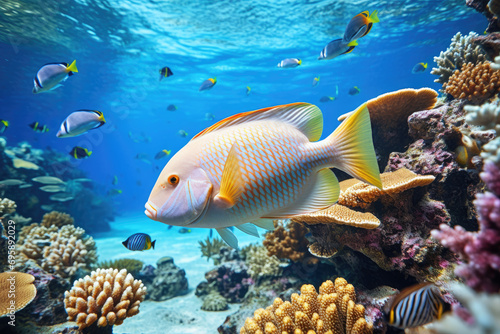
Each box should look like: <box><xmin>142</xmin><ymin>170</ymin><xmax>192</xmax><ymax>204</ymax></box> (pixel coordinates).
<box><xmin>431</xmin><ymin>161</ymin><xmax>500</xmax><ymax>292</ymax></box>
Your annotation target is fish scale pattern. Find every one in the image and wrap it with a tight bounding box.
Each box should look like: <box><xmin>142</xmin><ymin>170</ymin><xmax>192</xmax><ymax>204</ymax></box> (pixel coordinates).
<box><xmin>198</xmin><ymin>121</ymin><xmax>332</xmax><ymax>219</ymax></box>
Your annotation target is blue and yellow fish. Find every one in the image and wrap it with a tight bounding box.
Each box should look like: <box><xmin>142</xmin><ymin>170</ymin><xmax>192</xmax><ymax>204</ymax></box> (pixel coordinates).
<box><xmin>29</xmin><ymin>122</ymin><xmax>49</xmax><ymax>133</ymax></box>
<box><xmin>349</xmin><ymin>86</ymin><xmax>361</xmax><ymax>95</ymax></box>
<box><xmin>159</xmin><ymin>66</ymin><xmax>173</xmax><ymax>81</ymax></box>
<box><xmin>145</xmin><ymin>102</ymin><xmax>382</xmax><ymax>248</ymax></box>
<box><xmin>0</xmin><ymin>120</ymin><xmax>9</xmax><ymax>134</ymax></box>
<box><xmin>122</xmin><ymin>233</ymin><xmax>156</xmax><ymax>251</ymax></box>
<box><xmin>178</xmin><ymin>228</ymin><xmax>192</xmax><ymax>234</ymax></box>
<box><xmin>343</xmin><ymin>10</ymin><xmax>379</xmax><ymax>43</ymax></box>
<box><xmin>69</xmin><ymin>146</ymin><xmax>92</xmax><ymax>159</ymax></box>
<box><xmin>412</xmin><ymin>62</ymin><xmax>428</xmax><ymax>74</ymax></box>
<box><xmin>199</xmin><ymin>77</ymin><xmax>217</xmax><ymax>91</ymax></box>
<box><xmin>246</xmin><ymin>86</ymin><xmax>251</xmax><ymax>96</ymax></box>
<box><xmin>385</xmin><ymin>283</ymin><xmax>450</xmax><ymax>329</ymax></box>
<box><xmin>312</xmin><ymin>77</ymin><xmax>320</xmax><ymax>87</ymax></box>
<box><xmin>320</xmin><ymin>96</ymin><xmax>335</xmax><ymax>103</ymax></box>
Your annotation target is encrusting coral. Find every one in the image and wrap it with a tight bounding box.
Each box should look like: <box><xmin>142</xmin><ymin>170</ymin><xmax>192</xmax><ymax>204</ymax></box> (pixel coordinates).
<box><xmin>445</xmin><ymin>61</ymin><xmax>500</xmax><ymax>103</ymax></box>
<box><xmin>431</xmin><ymin>32</ymin><xmax>487</xmax><ymax>86</ymax></box>
<box><xmin>0</xmin><ymin>197</ymin><xmax>16</xmax><ymax>217</ymax></box>
<box><xmin>0</xmin><ymin>272</ymin><xmax>37</xmax><ymax>317</ymax></box>
<box><xmin>64</xmin><ymin>268</ymin><xmax>146</xmax><ymax>331</ymax></box>
<box><xmin>97</xmin><ymin>259</ymin><xmax>144</xmax><ymax>277</ymax></box>
<box><xmin>263</xmin><ymin>221</ymin><xmax>313</xmax><ymax>263</ymax></box>
<box><xmin>244</xmin><ymin>245</ymin><xmax>282</xmax><ymax>279</ymax></box>
<box><xmin>431</xmin><ymin>161</ymin><xmax>500</xmax><ymax>293</ymax></box>
<box><xmin>17</xmin><ymin>224</ymin><xmax>97</xmax><ymax>279</ymax></box>
<box><xmin>240</xmin><ymin>277</ymin><xmax>373</xmax><ymax>334</ymax></box>
<box><xmin>202</xmin><ymin>292</ymin><xmax>229</xmax><ymax>312</ymax></box>
<box><xmin>40</xmin><ymin>210</ymin><xmax>74</xmax><ymax>228</ymax></box>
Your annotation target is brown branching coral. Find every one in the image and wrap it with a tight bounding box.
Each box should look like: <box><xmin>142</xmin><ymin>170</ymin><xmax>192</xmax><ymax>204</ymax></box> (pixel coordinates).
<box><xmin>64</xmin><ymin>268</ymin><xmax>146</xmax><ymax>330</ymax></box>
<box><xmin>263</xmin><ymin>221</ymin><xmax>311</xmax><ymax>263</ymax></box>
<box><xmin>240</xmin><ymin>277</ymin><xmax>373</xmax><ymax>334</ymax></box>
<box><xmin>445</xmin><ymin>61</ymin><xmax>500</xmax><ymax>103</ymax></box>
<box><xmin>17</xmin><ymin>224</ymin><xmax>97</xmax><ymax>278</ymax></box>
<box><xmin>41</xmin><ymin>211</ymin><xmax>74</xmax><ymax>228</ymax></box>
<box><xmin>338</xmin><ymin>168</ymin><xmax>435</xmax><ymax>209</ymax></box>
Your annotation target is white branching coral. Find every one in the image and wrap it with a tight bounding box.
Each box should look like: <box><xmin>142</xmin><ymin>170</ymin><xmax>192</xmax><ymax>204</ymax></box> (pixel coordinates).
<box><xmin>0</xmin><ymin>198</ymin><xmax>16</xmax><ymax>216</ymax></box>
<box><xmin>431</xmin><ymin>32</ymin><xmax>487</xmax><ymax>85</ymax></box>
<box><xmin>465</xmin><ymin>103</ymin><xmax>500</xmax><ymax>165</ymax></box>
<box><xmin>491</xmin><ymin>55</ymin><xmax>500</xmax><ymax>70</ymax></box>
<box><xmin>17</xmin><ymin>224</ymin><xmax>97</xmax><ymax>278</ymax></box>
<box><xmin>64</xmin><ymin>268</ymin><xmax>147</xmax><ymax>329</ymax></box>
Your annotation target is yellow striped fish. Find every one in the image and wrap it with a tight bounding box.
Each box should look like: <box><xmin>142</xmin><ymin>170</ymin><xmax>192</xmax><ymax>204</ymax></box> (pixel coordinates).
<box><xmin>385</xmin><ymin>283</ymin><xmax>450</xmax><ymax>329</ymax></box>
<box><xmin>145</xmin><ymin>102</ymin><xmax>382</xmax><ymax>248</ymax></box>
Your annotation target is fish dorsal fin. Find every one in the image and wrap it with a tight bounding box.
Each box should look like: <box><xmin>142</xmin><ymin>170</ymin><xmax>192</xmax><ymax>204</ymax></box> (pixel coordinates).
<box><xmin>235</xmin><ymin>223</ymin><xmax>260</xmax><ymax>237</ymax></box>
<box><xmin>216</xmin><ymin>227</ymin><xmax>239</xmax><ymax>249</ymax></box>
<box><xmin>192</xmin><ymin>102</ymin><xmax>323</xmax><ymax>142</ymax></box>
<box><xmin>263</xmin><ymin>168</ymin><xmax>340</xmax><ymax>218</ymax></box>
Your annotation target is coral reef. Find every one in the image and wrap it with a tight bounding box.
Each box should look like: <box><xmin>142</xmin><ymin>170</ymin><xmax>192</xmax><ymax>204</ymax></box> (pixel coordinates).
<box><xmin>244</xmin><ymin>245</ymin><xmax>282</xmax><ymax>280</ymax></box>
<box><xmin>431</xmin><ymin>32</ymin><xmax>487</xmax><ymax>86</ymax></box>
<box><xmin>0</xmin><ymin>198</ymin><xmax>16</xmax><ymax>217</ymax></box>
<box><xmin>145</xmin><ymin>256</ymin><xmax>188</xmax><ymax>301</ymax></box>
<box><xmin>41</xmin><ymin>211</ymin><xmax>74</xmax><ymax>228</ymax></box>
<box><xmin>431</xmin><ymin>161</ymin><xmax>500</xmax><ymax>293</ymax></box>
<box><xmin>472</xmin><ymin>32</ymin><xmax>500</xmax><ymax>60</ymax></box>
<box><xmin>201</xmin><ymin>292</ymin><xmax>229</xmax><ymax>312</ymax></box>
<box><xmin>240</xmin><ymin>277</ymin><xmax>373</xmax><ymax>334</ymax></box>
<box><xmin>263</xmin><ymin>221</ymin><xmax>313</xmax><ymax>263</ymax></box>
<box><xmin>0</xmin><ymin>272</ymin><xmax>36</xmax><ymax>316</ymax></box>
<box><xmin>199</xmin><ymin>236</ymin><xmax>227</xmax><ymax>264</ymax></box>
<box><xmin>17</xmin><ymin>224</ymin><xmax>97</xmax><ymax>279</ymax></box>
<box><xmin>97</xmin><ymin>259</ymin><xmax>144</xmax><ymax>277</ymax></box>
<box><xmin>64</xmin><ymin>268</ymin><xmax>146</xmax><ymax>331</ymax></box>
<box><xmin>445</xmin><ymin>62</ymin><xmax>500</xmax><ymax>103</ymax></box>
<box><xmin>198</xmin><ymin>261</ymin><xmax>252</xmax><ymax>303</ymax></box>
<box><xmin>465</xmin><ymin>103</ymin><xmax>500</xmax><ymax>165</ymax></box>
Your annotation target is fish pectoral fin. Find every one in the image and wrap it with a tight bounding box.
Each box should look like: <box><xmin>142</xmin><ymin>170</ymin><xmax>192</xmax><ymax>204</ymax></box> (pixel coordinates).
<box><xmin>337</xmin><ymin>111</ymin><xmax>352</xmax><ymax>122</ymax></box>
<box><xmin>213</xmin><ymin>144</ymin><xmax>244</xmax><ymax>209</ymax></box>
<box><xmin>266</xmin><ymin>169</ymin><xmax>340</xmax><ymax>217</ymax></box>
<box><xmin>235</xmin><ymin>223</ymin><xmax>259</xmax><ymax>237</ymax></box>
<box><xmin>216</xmin><ymin>227</ymin><xmax>239</xmax><ymax>249</ymax></box>
<box><xmin>252</xmin><ymin>219</ymin><xmax>276</xmax><ymax>231</ymax></box>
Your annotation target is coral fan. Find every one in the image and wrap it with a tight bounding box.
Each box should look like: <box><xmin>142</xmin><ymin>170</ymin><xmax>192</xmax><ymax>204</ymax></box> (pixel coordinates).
<box><xmin>0</xmin><ymin>272</ymin><xmax>36</xmax><ymax>316</ymax></box>
<box><xmin>40</xmin><ymin>211</ymin><xmax>74</xmax><ymax>228</ymax></box>
<box><xmin>63</xmin><ymin>268</ymin><xmax>146</xmax><ymax>331</ymax></box>
<box><xmin>431</xmin><ymin>161</ymin><xmax>500</xmax><ymax>293</ymax></box>
<box><xmin>431</xmin><ymin>32</ymin><xmax>487</xmax><ymax>86</ymax></box>
<box><xmin>17</xmin><ymin>224</ymin><xmax>97</xmax><ymax>279</ymax></box>
<box><xmin>240</xmin><ymin>277</ymin><xmax>373</xmax><ymax>334</ymax></box>
<box><xmin>445</xmin><ymin>62</ymin><xmax>500</xmax><ymax>103</ymax></box>
<box><xmin>263</xmin><ymin>221</ymin><xmax>312</xmax><ymax>263</ymax></box>
<box><xmin>244</xmin><ymin>245</ymin><xmax>282</xmax><ymax>280</ymax></box>
<box><xmin>97</xmin><ymin>259</ymin><xmax>144</xmax><ymax>277</ymax></box>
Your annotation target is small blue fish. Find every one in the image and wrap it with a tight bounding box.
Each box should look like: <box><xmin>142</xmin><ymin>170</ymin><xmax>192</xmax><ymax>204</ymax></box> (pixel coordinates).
<box><xmin>412</xmin><ymin>62</ymin><xmax>428</xmax><ymax>74</ymax></box>
<box><xmin>312</xmin><ymin>77</ymin><xmax>320</xmax><ymax>87</ymax></box>
<box><xmin>320</xmin><ymin>96</ymin><xmax>335</xmax><ymax>103</ymax></box>
<box><xmin>112</xmin><ymin>175</ymin><xmax>118</xmax><ymax>185</ymax></box>
<box><xmin>155</xmin><ymin>149</ymin><xmax>171</xmax><ymax>160</ymax></box>
<box><xmin>178</xmin><ymin>228</ymin><xmax>192</xmax><ymax>234</ymax></box>
<box><xmin>246</xmin><ymin>86</ymin><xmax>251</xmax><ymax>96</ymax></box>
<box><xmin>385</xmin><ymin>283</ymin><xmax>450</xmax><ymax>329</ymax></box>
<box><xmin>159</xmin><ymin>66</ymin><xmax>173</xmax><ymax>81</ymax></box>
<box><xmin>349</xmin><ymin>86</ymin><xmax>361</xmax><ymax>95</ymax></box>
<box><xmin>167</xmin><ymin>104</ymin><xmax>177</xmax><ymax>111</ymax></box>
<box><xmin>199</xmin><ymin>77</ymin><xmax>217</xmax><ymax>91</ymax></box>
<box><xmin>122</xmin><ymin>233</ymin><xmax>156</xmax><ymax>251</ymax></box>
<box><xmin>277</xmin><ymin>58</ymin><xmax>301</xmax><ymax>68</ymax></box>
<box><xmin>0</xmin><ymin>120</ymin><xmax>9</xmax><ymax>134</ymax></box>
<box><xmin>29</xmin><ymin>122</ymin><xmax>49</xmax><ymax>133</ymax></box>
<box><xmin>178</xmin><ymin>130</ymin><xmax>188</xmax><ymax>137</ymax></box>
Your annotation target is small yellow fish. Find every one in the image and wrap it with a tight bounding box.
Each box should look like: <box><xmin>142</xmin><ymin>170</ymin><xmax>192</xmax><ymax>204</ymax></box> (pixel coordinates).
<box><xmin>145</xmin><ymin>102</ymin><xmax>382</xmax><ymax>248</ymax></box>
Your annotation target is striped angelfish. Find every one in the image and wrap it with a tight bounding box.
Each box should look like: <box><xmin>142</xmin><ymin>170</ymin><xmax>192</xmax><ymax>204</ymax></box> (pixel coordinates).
<box><xmin>122</xmin><ymin>233</ymin><xmax>156</xmax><ymax>251</ymax></box>
<box><xmin>385</xmin><ymin>283</ymin><xmax>450</xmax><ymax>329</ymax></box>
<box><xmin>145</xmin><ymin>102</ymin><xmax>382</xmax><ymax>248</ymax></box>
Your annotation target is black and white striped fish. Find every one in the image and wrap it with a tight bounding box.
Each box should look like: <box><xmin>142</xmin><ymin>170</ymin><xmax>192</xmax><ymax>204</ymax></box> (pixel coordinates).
<box><xmin>385</xmin><ymin>283</ymin><xmax>450</xmax><ymax>329</ymax></box>
<box><xmin>122</xmin><ymin>233</ymin><xmax>156</xmax><ymax>251</ymax></box>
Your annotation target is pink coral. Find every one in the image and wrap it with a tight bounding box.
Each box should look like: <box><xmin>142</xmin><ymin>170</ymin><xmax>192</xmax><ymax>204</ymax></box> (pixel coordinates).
<box><xmin>432</xmin><ymin>161</ymin><xmax>500</xmax><ymax>292</ymax></box>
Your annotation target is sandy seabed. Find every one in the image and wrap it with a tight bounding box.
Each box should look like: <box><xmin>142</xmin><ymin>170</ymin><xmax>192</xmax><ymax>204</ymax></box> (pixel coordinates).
<box><xmin>91</xmin><ymin>213</ymin><xmax>259</xmax><ymax>333</ymax></box>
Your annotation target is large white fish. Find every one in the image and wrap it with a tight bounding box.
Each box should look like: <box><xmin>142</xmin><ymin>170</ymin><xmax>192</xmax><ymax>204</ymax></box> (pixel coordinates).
<box><xmin>33</xmin><ymin>60</ymin><xmax>78</xmax><ymax>94</ymax></box>
<box><xmin>145</xmin><ymin>102</ymin><xmax>382</xmax><ymax>248</ymax></box>
<box><xmin>318</xmin><ymin>39</ymin><xmax>358</xmax><ymax>60</ymax></box>
<box><xmin>56</xmin><ymin>110</ymin><xmax>105</xmax><ymax>138</ymax></box>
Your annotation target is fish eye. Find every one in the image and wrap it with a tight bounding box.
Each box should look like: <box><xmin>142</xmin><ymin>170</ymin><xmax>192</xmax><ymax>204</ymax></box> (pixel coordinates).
<box><xmin>167</xmin><ymin>175</ymin><xmax>179</xmax><ymax>185</ymax></box>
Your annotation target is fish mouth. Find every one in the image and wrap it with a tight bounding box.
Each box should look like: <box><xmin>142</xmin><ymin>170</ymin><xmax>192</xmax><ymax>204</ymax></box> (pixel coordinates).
<box><xmin>144</xmin><ymin>201</ymin><xmax>158</xmax><ymax>220</ymax></box>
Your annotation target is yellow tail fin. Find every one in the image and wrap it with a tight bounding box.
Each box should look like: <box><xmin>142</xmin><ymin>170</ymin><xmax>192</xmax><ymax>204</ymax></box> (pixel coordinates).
<box><xmin>67</xmin><ymin>60</ymin><xmax>78</xmax><ymax>73</ymax></box>
<box><xmin>327</xmin><ymin>103</ymin><xmax>382</xmax><ymax>189</ymax></box>
<box><xmin>370</xmin><ymin>10</ymin><xmax>380</xmax><ymax>23</ymax></box>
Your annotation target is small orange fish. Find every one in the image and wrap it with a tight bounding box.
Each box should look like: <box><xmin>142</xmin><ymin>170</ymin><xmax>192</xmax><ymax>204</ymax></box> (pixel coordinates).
<box><xmin>145</xmin><ymin>103</ymin><xmax>382</xmax><ymax>248</ymax></box>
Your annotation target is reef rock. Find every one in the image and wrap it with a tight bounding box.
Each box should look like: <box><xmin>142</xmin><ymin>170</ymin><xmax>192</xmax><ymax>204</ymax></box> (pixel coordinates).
<box><xmin>146</xmin><ymin>256</ymin><xmax>188</xmax><ymax>301</ymax></box>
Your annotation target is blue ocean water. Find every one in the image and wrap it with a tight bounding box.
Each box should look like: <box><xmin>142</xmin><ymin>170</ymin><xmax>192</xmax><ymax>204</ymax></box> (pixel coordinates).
<box><xmin>0</xmin><ymin>1</ymin><xmax>486</xmax><ymax>216</ymax></box>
